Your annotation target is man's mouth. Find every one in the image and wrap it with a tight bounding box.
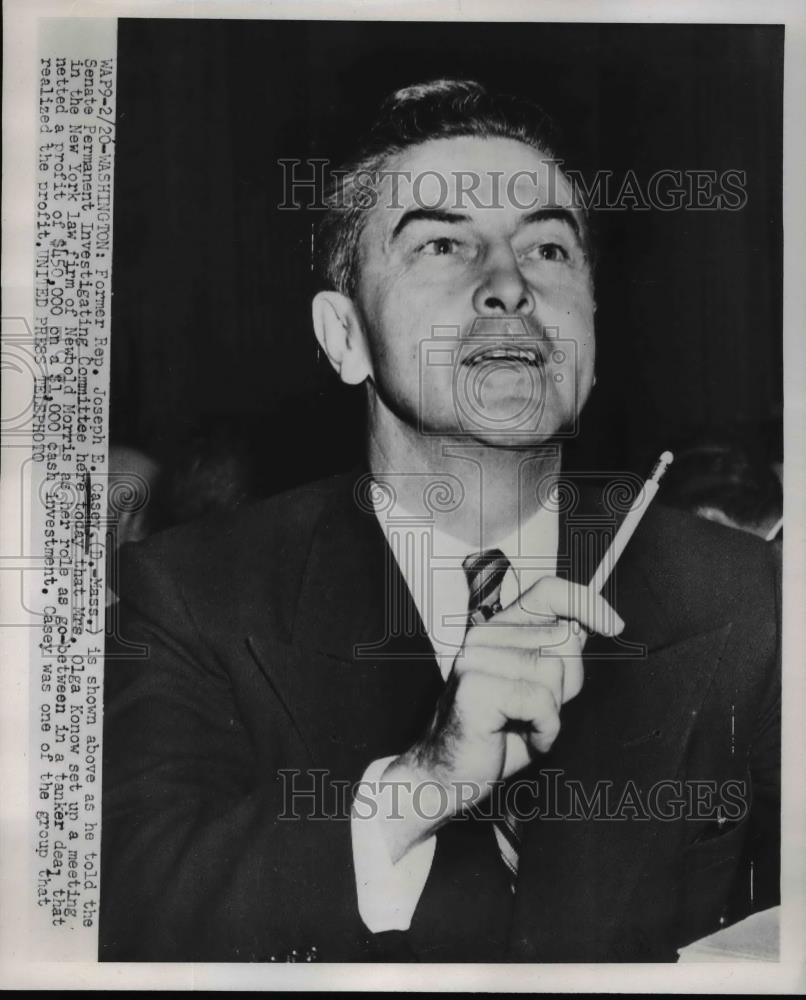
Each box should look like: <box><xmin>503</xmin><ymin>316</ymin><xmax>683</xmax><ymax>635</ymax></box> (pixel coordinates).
<box><xmin>462</xmin><ymin>344</ymin><xmax>546</xmax><ymax>368</ymax></box>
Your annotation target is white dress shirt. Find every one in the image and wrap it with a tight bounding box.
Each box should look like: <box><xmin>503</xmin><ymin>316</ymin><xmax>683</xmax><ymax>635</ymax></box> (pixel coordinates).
<box><xmin>350</xmin><ymin>493</ymin><xmax>559</xmax><ymax>932</ymax></box>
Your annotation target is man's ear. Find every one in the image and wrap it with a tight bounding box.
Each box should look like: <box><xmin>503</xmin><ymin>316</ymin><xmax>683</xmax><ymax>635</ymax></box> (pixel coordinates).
<box><xmin>312</xmin><ymin>291</ymin><xmax>373</xmax><ymax>386</ymax></box>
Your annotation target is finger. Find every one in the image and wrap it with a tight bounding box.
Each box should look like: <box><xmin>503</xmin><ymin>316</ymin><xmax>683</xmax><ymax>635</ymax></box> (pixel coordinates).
<box><xmin>527</xmin><ymin>718</ymin><xmax>561</xmax><ymax>755</ymax></box>
<box><xmin>455</xmin><ymin>673</ymin><xmax>562</xmax><ymax>753</ymax></box>
<box><xmin>457</xmin><ymin>646</ymin><xmax>564</xmax><ymax>711</ymax></box>
<box><xmin>494</xmin><ymin>576</ymin><xmax>625</xmax><ymax>636</ymax></box>
<box><xmin>499</xmin><ymin>680</ymin><xmax>561</xmax><ymax>751</ymax></box>
<box><xmin>466</xmin><ymin>619</ymin><xmax>583</xmax><ymax>653</ymax></box>
<box><xmin>561</xmin><ymin>652</ymin><xmax>584</xmax><ymax>704</ymax></box>
<box><xmin>462</xmin><ymin>655</ymin><xmax>583</xmax><ymax>709</ymax></box>
<box><xmin>503</xmin><ymin>731</ymin><xmax>531</xmax><ymax>777</ymax></box>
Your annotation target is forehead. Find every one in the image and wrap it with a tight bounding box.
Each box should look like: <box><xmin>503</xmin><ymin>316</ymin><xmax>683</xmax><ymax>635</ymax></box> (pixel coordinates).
<box><xmin>365</xmin><ymin>135</ymin><xmax>581</xmax><ymax>237</ymax></box>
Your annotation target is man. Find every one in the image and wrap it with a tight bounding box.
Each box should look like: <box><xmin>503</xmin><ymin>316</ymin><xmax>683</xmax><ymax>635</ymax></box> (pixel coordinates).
<box><xmin>100</xmin><ymin>80</ymin><xmax>780</xmax><ymax>963</ymax></box>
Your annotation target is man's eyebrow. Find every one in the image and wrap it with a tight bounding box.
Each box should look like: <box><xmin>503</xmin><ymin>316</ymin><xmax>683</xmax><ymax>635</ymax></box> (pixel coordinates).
<box><xmin>391</xmin><ymin>208</ymin><xmax>470</xmax><ymax>240</ymax></box>
<box><xmin>518</xmin><ymin>208</ymin><xmax>582</xmax><ymax>240</ymax></box>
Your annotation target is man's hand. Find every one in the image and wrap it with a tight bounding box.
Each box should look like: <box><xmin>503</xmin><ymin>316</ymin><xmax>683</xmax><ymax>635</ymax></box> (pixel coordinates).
<box><xmin>378</xmin><ymin>576</ymin><xmax>624</xmax><ymax>862</ymax></box>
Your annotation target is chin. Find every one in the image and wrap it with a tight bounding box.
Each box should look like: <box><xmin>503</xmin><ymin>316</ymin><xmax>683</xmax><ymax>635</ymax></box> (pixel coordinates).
<box><xmin>455</xmin><ymin>422</ymin><xmax>569</xmax><ymax>450</ymax></box>
<box><xmin>456</xmin><ymin>398</ymin><xmax>575</xmax><ymax>446</ymax></box>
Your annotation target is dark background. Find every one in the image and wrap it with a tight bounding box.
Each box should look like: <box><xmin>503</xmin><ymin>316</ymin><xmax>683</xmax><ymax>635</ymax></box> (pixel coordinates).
<box><xmin>110</xmin><ymin>19</ymin><xmax>783</xmax><ymax>496</ymax></box>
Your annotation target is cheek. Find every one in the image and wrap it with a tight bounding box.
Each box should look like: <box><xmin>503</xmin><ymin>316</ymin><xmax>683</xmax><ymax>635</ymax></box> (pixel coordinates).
<box><xmin>545</xmin><ymin>278</ymin><xmax>595</xmax><ymax>338</ymax></box>
<box><xmin>378</xmin><ymin>286</ymin><xmax>448</xmax><ymax>366</ymax></box>
<box><xmin>546</xmin><ymin>281</ymin><xmax>596</xmax><ymax>380</ymax></box>
<box><xmin>359</xmin><ymin>296</ymin><xmax>422</xmax><ymax>377</ymax></box>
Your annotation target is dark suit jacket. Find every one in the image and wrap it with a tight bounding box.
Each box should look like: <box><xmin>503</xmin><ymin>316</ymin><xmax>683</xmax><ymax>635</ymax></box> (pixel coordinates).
<box><xmin>100</xmin><ymin>469</ymin><xmax>780</xmax><ymax>962</ymax></box>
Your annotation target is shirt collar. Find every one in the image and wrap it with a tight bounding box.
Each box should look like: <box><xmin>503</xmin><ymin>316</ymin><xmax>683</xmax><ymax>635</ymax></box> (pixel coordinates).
<box><xmin>371</xmin><ymin>486</ymin><xmax>559</xmax><ymax>668</ymax></box>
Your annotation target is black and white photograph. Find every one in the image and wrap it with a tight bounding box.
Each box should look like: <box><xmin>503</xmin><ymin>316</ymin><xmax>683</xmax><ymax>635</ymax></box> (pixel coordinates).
<box><xmin>101</xmin><ymin>15</ymin><xmax>784</xmax><ymax>964</ymax></box>
<box><xmin>1</xmin><ymin>0</ymin><xmax>804</xmax><ymax>991</ymax></box>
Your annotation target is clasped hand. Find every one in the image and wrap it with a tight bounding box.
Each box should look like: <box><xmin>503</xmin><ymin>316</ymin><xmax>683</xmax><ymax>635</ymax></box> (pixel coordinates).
<box><xmin>379</xmin><ymin>576</ymin><xmax>624</xmax><ymax>862</ymax></box>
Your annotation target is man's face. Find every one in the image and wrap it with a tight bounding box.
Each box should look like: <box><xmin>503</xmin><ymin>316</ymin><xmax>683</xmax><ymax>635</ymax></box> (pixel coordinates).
<box><xmin>353</xmin><ymin>136</ymin><xmax>596</xmax><ymax>447</ymax></box>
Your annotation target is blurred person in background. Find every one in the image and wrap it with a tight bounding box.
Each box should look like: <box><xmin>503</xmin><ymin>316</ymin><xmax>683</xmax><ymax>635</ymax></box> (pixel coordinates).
<box><xmin>106</xmin><ymin>443</ymin><xmax>160</xmax><ymax>606</ymax></box>
<box><xmin>660</xmin><ymin>435</ymin><xmax>783</xmax><ymax>549</ymax></box>
<box><xmin>153</xmin><ymin>420</ymin><xmax>258</xmax><ymax>530</ymax></box>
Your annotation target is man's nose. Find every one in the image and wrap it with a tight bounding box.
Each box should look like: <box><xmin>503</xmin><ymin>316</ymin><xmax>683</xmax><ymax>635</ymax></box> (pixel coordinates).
<box><xmin>472</xmin><ymin>248</ymin><xmax>535</xmax><ymax>316</ymax></box>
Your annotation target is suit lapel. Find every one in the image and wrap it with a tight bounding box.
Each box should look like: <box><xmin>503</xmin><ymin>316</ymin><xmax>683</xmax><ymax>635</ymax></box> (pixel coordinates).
<box><xmin>247</xmin><ymin>471</ymin><xmax>443</xmax><ymax>781</ymax></box>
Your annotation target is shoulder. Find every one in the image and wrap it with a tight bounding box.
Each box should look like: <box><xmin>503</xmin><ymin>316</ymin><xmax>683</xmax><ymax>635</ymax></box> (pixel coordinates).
<box><xmin>638</xmin><ymin>501</ymin><xmax>772</xmax><ymax>578</ymax></box>
<box><xmin>628</xmin><ymin>502</ymin><xmax>779</xmax><ymax>635</ymax></box>
<box><xmin>117</xmin><ymin>470</ymin><xmax>358</xmax><ymax>599</ymax></box>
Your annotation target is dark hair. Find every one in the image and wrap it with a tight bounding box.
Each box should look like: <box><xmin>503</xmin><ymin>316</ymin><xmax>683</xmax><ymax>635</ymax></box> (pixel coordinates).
<box><xmin>316</xmin><ymin>79</ymin><xmax>590</xmax><ymax>298</ymax></box>
<box><xmin>660</xmin><ymin>438</ymin><xmax>782</xmax><ymax>531</ymax></box>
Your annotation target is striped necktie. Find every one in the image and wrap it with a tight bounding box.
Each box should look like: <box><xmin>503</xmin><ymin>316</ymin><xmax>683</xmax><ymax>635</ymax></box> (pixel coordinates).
<box><xmin>462</xmin><ymin>548</ymin><xmax>522</xmax><ymax>891</ymax></box>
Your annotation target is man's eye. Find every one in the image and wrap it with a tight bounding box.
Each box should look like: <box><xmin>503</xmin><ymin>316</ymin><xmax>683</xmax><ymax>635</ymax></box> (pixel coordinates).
<box><xmin>420</xmin><ymin>237</ymin><xmax>462</xmax><ymax>256</ymax></box>
<box><xmin>522</xmin><ymin>242</ymin><xmax>570</xmax><ymax>263</ymax></box>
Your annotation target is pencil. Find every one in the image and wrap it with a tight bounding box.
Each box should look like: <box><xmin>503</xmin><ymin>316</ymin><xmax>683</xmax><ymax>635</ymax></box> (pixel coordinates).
<box><xmin>588</xmin><ymin>451</ymin><xmax>674</xmax><ymax>596</ymax></box>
